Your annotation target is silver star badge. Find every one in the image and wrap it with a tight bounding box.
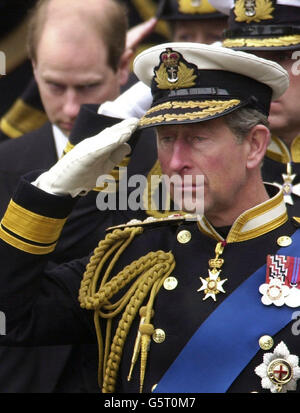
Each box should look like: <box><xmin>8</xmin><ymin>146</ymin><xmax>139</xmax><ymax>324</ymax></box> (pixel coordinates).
<box><xmin>255</xmin><ymin>341</ymin><xmax>300</xmax><ymax>393</ymax></box>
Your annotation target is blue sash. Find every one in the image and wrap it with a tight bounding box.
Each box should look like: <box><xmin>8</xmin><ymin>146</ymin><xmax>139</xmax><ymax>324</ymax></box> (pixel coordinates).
<box><xmin>154</xmin><ymin>228</ymin><xmax>300</xmax><ymax>393</ymax></box>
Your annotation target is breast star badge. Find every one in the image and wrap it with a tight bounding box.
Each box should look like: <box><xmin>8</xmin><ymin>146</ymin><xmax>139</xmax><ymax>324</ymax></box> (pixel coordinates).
<box><xmin>198</xmin><ymin>268</ymin><xmax>227</xmax><ymax>301</ymax></box>
<box><xmin>255</xmin><ymin>341</ymin><xmax>300</xmax><ymax>393</ymax></box>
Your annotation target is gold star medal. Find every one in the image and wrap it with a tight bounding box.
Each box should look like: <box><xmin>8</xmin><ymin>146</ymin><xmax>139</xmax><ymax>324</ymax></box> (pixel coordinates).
<box><xmin>198</xmin><ymin>241</ymin><xmax>228</xmax><ymax>301</ymax></box>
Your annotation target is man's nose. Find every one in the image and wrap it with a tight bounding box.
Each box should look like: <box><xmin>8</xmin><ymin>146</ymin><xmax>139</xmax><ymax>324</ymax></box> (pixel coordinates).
<box><xmin>168</xmin><ymin>139</ymin><xmax>191</xmax><ymax>172</ymax></box>
<box><xmin>62</xmin><ymin>89</ymin><xmax>81</xmax><ymax>119</ymax></box>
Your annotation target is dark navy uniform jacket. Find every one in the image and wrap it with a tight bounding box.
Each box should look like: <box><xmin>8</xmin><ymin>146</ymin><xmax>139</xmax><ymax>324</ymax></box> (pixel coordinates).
<box><xmin>0</xmin><ymin>177</ymin><xmax>299</xmax><ymax>394</ymax></box>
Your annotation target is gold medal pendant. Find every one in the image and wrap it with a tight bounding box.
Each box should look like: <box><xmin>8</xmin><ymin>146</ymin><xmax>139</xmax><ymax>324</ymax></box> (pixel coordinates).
<box><xmin>198</xmin><ymin>242</ymin><xmax>228</xmax><ymax>301</ymax></box>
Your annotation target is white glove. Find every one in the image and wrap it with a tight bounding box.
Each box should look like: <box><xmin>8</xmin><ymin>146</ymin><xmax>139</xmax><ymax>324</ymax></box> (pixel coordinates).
<box><xmin>98</xmin><ymin>81</ymin><xmax>152</xmax><ymax>119</ymax></box>
<box><xmin>33</xmin><ymin>118</ymin><xmax>139</xmax><ymax>197</ymax></box>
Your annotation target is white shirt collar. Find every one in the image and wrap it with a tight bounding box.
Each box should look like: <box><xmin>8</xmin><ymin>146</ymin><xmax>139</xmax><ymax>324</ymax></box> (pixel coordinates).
<box><xmin>52</xmin><ymin>124</ymin><xmax>68</xmax><ymax>159</ymax></box>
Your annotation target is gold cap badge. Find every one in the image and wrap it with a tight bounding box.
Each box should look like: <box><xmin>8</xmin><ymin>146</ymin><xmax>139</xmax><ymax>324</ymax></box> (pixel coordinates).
<box><xmin>234</xmin><ymin>0</ymin><xmax>275</xmax><ymax>23</ymax></box>
<box><xmin>154</xmin><ymin>48</ymin><xmax>197</xmax><ymax>90</ymax></box>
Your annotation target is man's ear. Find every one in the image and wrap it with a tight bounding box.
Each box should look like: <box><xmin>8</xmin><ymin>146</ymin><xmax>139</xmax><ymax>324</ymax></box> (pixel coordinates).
<box><xmin>31</xmin><ymin>59</ymin><xmax>38</xmax><ymax>80</ymax></box>
<box><xmin>116</xmin><ymin>49</ymin><xmax>131</xmax><ymax>87</ymax></box>
<box><xmin>246</xmin><ymin>124</ymin><xmax>270</xmax><ymax>169</ymax></box>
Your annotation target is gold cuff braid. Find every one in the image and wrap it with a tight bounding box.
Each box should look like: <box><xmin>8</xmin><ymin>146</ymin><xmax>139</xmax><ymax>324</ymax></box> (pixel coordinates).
<box><xmin>0</xmin><ymin>200</ymin><xmax>67</xmax><ymax>254</ymax></box>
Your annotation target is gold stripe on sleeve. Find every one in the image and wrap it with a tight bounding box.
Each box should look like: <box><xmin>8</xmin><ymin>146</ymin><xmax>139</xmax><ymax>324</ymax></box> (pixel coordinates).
<box><xmin>1</xmin><ymin>200</ymin><xmax>67</xmax><ymax>245</ymax></box>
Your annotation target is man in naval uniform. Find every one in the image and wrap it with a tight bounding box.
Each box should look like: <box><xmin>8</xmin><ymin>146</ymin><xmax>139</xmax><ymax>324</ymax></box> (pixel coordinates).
<box><xmin>0</xmin><ymin>42</ymin><xmax>299</xmax><ymax>394</ymax></box>
<box><xmin>209</xmin><ymin>0</ymin><xmax>300</xmax><ymax>214</ymax></box>
<box><xmin>158</xmin><ymin>0</ymin><xmax>228</xmax><ymax>44</ymax></box>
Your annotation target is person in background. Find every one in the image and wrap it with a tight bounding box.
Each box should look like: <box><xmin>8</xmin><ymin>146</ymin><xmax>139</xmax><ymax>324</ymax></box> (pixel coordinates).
<box><xmin>158</xmin><ymin>0</ymin><xmax>228</xmax><ymax>44</ymax></box>
<box><xmin>0</xmin><ymin>0</ymin><xmax>161</xmax><ymax>142</ymax></box>
<box><xmin>209</xmin><ymin>0</ymin><xmax>300</xmax><ymax>213</ymax></box>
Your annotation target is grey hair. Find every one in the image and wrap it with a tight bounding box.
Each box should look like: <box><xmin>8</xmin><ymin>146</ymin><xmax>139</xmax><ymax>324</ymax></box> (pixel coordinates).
<box><xmin>223</xmin><ymin>107</ymin><xmax>269</xmax><ymax>143</ymax></box>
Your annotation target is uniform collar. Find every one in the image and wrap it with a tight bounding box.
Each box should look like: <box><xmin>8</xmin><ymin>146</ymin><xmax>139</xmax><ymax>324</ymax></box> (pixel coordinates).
<box><xmin>266</xmin><ymin>134</ymin><xmax>300</xmax><ymax>163</ymax></box>
<box><xmin>197</xmin><ymin>184</ymin><xmax>288</xmax><ymax>243</ymax></box>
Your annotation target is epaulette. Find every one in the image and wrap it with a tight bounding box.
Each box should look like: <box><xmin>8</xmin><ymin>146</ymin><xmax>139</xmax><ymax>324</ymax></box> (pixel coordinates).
<box><xmin>292</xmin><ymin>217</ymin><xmax>300</xmax><ymax>227</ymax></box>
<box><xmin>106</xmin><ymin>213</ymin><xmax>196</xmax><ymax>232</ymax></box>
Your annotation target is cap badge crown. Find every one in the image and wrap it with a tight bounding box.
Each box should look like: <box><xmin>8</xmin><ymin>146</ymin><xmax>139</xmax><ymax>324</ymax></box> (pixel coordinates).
<box><xmin>161</xmin><ymin>49</ymin><xmax>180</xmax><ymax>83</ymax></box>
<box><xmin>234</xmin><ymin>0</ymin><xmax>274</xmax><ymax>23</ymax></box>
<box><xmin>154</xmin><ymin>48</ymin><xmax>197</xmax><ymax>90</ymax></box>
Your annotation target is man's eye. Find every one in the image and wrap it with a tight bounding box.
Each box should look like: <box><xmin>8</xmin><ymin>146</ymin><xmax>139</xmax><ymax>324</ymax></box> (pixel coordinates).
<box><xmin>159</xmin><ymin>136</ymin><xmax>174</xmax><ymax>145</ymax></box>
<box><xmin>277</xmin><ymin>55</ymin><xmax>288</xmax><ymax>62</ymax></box>
<box><xmin>77</xmin><ymin>83</ymin><xmax>101</xmax><ymax>91</ymax></box>
<box><xmin>48</xmin><ymin>82</ymin><xmax>64</xmax><ymax>91</ymax></box>
<box><xmin>271</xmin><ymin>52</ymin><xmax>292</xmax><ymax>63</ymax></box>
<box><xmin>175</xmin><ymin>33</ymin><xmax>193</xmax><ymax>42</ymax></box>
<box><xmin>191</xmin><ymin>136</ymin><xmax>204</xmax><ymax>142</ymax></box>
<box><xmin>189</xmin><ymin>136</ymin><xmax>207</xmax><ymax>148</ymax></box>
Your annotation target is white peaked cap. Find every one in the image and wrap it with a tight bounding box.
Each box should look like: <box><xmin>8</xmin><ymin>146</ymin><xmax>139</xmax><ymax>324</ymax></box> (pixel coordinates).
<box><xmin>209</xmin><ymin>0</ymin><xmax>300</xmax><ymax>15</ymax></box>
<box><xmin>133</xmin><ymin>42</ymin><xmax>289</xmax><ymax>129</ymax></box>
<box><xmin>134</xmin><ymin>42</ymin><xmax>288</xmax><ymax>100</ymax></box>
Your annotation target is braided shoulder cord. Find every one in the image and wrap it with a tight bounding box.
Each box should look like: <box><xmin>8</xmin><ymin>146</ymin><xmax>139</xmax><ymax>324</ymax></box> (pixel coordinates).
<box><xmin>102</xmin><ymin>251</ymin><xmax>175</xmax><ymax>393</ymax></box>
<box><xmin>78</xmin><ymin>226</ymin><xmax>175</xmax><ymax>393</ymax></box>
<box><xmin>79</xmin><ymin>227</ymin><xmax>143</xmax><ymax>310</ymax></box>
<box><xmin>79</xmin><ymin>226</ymin><xmax>143</xmax><ymax>388</ymax></box>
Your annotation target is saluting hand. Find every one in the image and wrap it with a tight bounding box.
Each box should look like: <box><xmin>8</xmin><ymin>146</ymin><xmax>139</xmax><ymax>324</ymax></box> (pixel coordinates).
<box><xmin>32</xmin><ymin>118</ymin><xmax>139</xmax><ymax>197</ymax></box>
